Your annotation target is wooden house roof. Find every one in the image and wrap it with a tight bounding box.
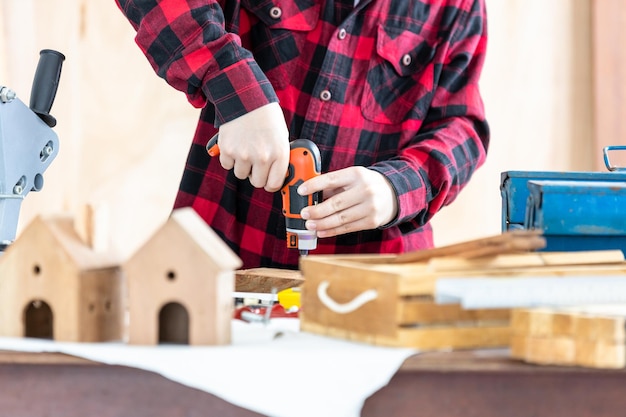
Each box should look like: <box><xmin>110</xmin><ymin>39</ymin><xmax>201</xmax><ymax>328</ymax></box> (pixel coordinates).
<box><xmin>2</xmin><ymin>214</ymin><xmax>121</xmax><ymax>271</ymax></box>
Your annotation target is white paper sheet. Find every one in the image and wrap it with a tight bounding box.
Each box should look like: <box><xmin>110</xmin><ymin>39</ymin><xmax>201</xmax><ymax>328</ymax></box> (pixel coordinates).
<box><xmin>0</xmin><ymin>319</ymin><xmax>417</xmax><ymax>417</ymax></box>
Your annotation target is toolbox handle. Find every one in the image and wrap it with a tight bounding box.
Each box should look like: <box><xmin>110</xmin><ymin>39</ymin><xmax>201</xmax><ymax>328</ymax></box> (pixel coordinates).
<box><xmin>603</xmin><ymin>146</ymin><xmax>626</xmax><ymax>171</ymax></box>
<box><xmin>317</xmin><ymin>281</ymin><xmax>378</xmax><ymax>314</ymax></box>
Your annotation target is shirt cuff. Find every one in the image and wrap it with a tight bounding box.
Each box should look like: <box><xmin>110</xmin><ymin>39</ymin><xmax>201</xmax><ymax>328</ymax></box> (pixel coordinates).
<box><xmin>369</xmin><ymin>163</ymin><xmax>428</xmax><ymax>229</ymax></box>
<box><xmin>202</xmin><ymin>58</ymin><xmax>279</xmax><ymax>127</ymax></box>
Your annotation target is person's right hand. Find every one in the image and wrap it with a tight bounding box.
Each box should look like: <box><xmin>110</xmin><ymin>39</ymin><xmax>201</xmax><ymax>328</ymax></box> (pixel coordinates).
<box><xmin>216</xmin><ymin>102</ymin><xmax>290</xmax><ymax>192</ymax></box>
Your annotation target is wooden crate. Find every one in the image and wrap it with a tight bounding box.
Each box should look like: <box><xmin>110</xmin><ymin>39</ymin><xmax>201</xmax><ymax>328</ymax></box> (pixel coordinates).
<box><xmin>299</xmin><ymin>249</ymin><xmax>626</xmax><ymax>351</ymax></box>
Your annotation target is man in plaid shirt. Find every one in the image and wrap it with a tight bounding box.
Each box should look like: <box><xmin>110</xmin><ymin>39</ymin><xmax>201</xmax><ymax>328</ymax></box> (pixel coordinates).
<box><xmin>115</xmin><ymin>0</ymin><xmax>490</xmax><ymax>269</ymax></box>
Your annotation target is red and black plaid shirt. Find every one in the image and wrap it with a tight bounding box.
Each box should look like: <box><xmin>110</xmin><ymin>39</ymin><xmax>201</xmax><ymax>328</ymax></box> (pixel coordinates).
<box><xmin>115</xmin><ymin>0</ymin><xmax>490</xmax><ymax>269</ymax></box>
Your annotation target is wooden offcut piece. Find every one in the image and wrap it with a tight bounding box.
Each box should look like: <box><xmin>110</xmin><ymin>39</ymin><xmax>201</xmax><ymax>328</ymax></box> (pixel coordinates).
<box><xmin>511</xmin><ymin>306</ymin><xmax>626</xmax><ymax>369</ymax></box>
<box><xmin>235</xmin><ymin>268</ymin><xmax>303</xmax><ymax>293</ymax></box>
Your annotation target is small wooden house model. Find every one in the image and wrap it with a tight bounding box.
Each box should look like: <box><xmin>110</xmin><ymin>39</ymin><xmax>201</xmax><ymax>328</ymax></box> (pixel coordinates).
<box><xmin>124</xmin><ymin>207</ymin><xmax>242</xmax><ymax>346</ymax></box>
<box><xmin>0</xmin><ymin>212</ymin><xmax>124</xmax><ymax>342</ymax></box>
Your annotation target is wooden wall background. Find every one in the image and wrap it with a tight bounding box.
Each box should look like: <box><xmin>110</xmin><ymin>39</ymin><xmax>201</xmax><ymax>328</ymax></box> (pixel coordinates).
<box><xmin>0</xmin><ymin>0</ymin><xmax>610</xmax><ymax>257</ymax></box>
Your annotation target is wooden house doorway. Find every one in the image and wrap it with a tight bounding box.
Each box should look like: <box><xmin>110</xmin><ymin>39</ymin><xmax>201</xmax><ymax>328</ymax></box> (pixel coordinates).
<box><xmin>23</xmin><ymin>300</ymin><xmax>53</xmax><ymax>339</ymax></box>
<box><xmin>158</xmin><ymin>302</ymin><xmax>189</xmax><ymax>344</ymax></box>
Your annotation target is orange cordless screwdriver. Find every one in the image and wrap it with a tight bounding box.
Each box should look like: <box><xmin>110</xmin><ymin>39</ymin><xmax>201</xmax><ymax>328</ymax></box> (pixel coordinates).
<box><xmin>206</xmin><ymin>134</ymin><xmax>322</xmax><ymax>255</ymax></box>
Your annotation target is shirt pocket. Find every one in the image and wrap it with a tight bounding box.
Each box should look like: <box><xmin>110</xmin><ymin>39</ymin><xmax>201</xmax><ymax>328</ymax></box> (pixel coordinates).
<box><xmin>240</xmin><ymin>0</ymin><xmax>320</xmax><ymax>90</ymax></box>
<box><xmin>361</xmin><ymin>24</ymin><xmax>437</xmax><ymax>125</ymax></box>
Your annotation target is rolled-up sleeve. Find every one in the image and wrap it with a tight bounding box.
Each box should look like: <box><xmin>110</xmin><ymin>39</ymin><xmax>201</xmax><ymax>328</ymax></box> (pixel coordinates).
<box><xmin>115</xmin><ymin>0</ymin><xmax>278</xmax><ymax>125</ymax></box>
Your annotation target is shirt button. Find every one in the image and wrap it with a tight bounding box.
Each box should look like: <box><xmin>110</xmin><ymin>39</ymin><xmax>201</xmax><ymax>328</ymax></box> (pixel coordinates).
<box><xmin>319</xmin><ymin>90</ymin><xmax>332</xmax><ymax>101</ymax></box>
<box><xmin>269</xmin><ymin>6</ymin><xmax>282</xmax><ymax>19</ymax></box>
<box><xmin>338</xmin><ymin>28</ymin><xmax>347</xmax><ymax>40</ymax></box>
<box><xmin>401</xmin><ymin>54</ymin><xmax>412</xmax><ymax>67</ymax></box>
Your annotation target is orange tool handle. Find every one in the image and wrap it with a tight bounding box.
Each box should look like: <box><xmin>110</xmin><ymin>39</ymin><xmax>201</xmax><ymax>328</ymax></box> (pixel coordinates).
<box><xmin>281</xmin><ymin>138</ymin><xmax>322</xmax><ymax>219</ymax></box>
<box><xmin>206</xmin><ymin>133</ymin><xmax>220</xmax><ymax>157</ymax></box>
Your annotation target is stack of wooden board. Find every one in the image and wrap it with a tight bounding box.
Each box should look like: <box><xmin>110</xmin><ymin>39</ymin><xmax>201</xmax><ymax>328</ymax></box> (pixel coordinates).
<box><xmin>298</xmin><ymin>231</ymin><xmax>626</xmax><ymax>351</ymax></box>
<box><xmin>511</xmin><ymin>305</ymin><xmax>626</xmax><ymax>368</ymax></box>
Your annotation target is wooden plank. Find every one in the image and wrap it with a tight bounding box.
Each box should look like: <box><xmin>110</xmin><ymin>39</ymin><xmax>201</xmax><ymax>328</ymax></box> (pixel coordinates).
<box><xmin>395</xmin><ymin>325</ymin><xmax>511</xmax><ymax>350</ymax></box>
<box><xmin>390</xmin><ymin>230</ymin><xmax>546</xmax><ymax>264</ymax></box>
<box><xmin>428</xmin><ymin>250</ymin><xmax>625</xmax><ymax>272</ymax></box>
<box><xmin>397</xmin><ymin>297</ymin><xmax>510</xmax><ymax>325</ymax></box>
<box><xmin>300</xmin><ymin>320</ymin><xmax>510</xmax><ymax>350</ymax></box>
<box><xmin>235</xmin><ymin>268</ymin><xmax>304</xmax><ymax>293</ymax></box>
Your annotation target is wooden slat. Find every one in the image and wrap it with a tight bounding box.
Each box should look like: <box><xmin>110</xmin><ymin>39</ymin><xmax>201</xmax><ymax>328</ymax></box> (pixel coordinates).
<box><xmin>396</xmin><ymin>324</ymin><xmax>511</xmax><ymax>351</ymax></box>
<box><xmin>390</xmin><ymin>230</ymin><xmax>546</xmax><ymax>264</ymax></box>
<box><xmin>428</xmin><ymin>250</ymin><xmax>625</xmax><ymax>272</ymax></box>
<box><xmin>300</xmin><ymin>320</ymin><xmax>510</xmax><ymax>350</ymax></box>
<box><xmin>235</xmin><ymin>268</ymin><xmax>304</xmax><ymax>293</ymax></box>
<box><xmin>397</xmin><ymin>298</ymin><xmax>509</xmax><ymax>325</ymax></box>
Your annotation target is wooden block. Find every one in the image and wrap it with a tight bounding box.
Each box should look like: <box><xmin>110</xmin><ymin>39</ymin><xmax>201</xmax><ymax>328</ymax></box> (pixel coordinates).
<box><xmin>524</xmin><ymin>335</ymin><xmax>576</xmax><ymax>366</ymax></box>
<box><xmin>550</xmin><ymin>311</ymin><xmax>577</xmax><ymax>336</ymax></box>
<box><xmin>510</xmin><ymin>306</ymin><xmax>626</xmax><ymax>369</ymax></box>
<box><xmin>575</xmin><ymin>339</ymin><xmax>625</xmax><ymax>369</ymax></box>
<box><xmin>511</xmin><ymin>309</ymin><xmax>555</xmax><ymax>337</ymax></box>
<box><xmin>575</xmin><ymin>314</ymin><xmax>625</xmax><ymax>342</ymax></box>
<box><xmin>510</xmin><ymin>334</ymin><xmax>529</xmax><ymax>359</ymax></box>
<box><xmin>235</xmin><ymin>268</ymin><xmax>303</xmax><ymax>293</ymax></box>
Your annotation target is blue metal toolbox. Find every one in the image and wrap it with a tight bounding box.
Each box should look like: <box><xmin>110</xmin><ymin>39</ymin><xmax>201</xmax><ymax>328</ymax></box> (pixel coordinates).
<box><xmin>524</xmin><ymin>180</ymin><xmax>626</xmax><ymax>252</ymax></box>
<box><xmin>500</xmin><ymin>146</ymin><xmax>626</xmax><ymax>253</ymax></box>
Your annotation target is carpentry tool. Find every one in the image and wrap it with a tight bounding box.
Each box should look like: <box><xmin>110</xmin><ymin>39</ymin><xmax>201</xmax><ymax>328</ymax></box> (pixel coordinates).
<box><xmin>0</xmin><ymin>49</ymin><xmax>65</xmax><ymax>253</ymax></box>
<box><xmin>501</xmin><ymin>146</ymin><xmax>626</xmax><ymax>253</ymax></box>
<box><xmin>206</xmin><ymin>134</ymin><xmax>322</xmax><ymax>255</ymax></box>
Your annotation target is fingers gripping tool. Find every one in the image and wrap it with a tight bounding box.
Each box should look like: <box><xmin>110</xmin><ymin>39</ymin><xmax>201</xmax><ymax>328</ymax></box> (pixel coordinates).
<box><xmin>206</xmin><ymin>134</ymin><xmax>322</xmax><ymax>255</ymax></box>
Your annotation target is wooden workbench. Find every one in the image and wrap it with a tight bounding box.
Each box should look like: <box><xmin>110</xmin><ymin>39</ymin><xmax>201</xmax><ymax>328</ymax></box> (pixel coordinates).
<box><xmin>1</xmin><ymin>349</ymin><xmax>625</xmax><ymax>417</ymax></box>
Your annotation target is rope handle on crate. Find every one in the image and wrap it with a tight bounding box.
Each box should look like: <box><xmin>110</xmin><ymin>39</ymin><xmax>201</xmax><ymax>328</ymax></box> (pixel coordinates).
<box><xmin>603</xmin><ymin>146</ymin><xmax>626</xmax><ymax>172</ymax></box>
<box><xmin>317</xmin><ymin>281</ymin><xmax>378</xmax><ymax>314</ymax></box>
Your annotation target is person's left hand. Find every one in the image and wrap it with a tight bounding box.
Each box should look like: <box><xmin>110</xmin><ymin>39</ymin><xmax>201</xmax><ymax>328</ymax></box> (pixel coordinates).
<box><xmin>298</xmin><ymin>167</ymin><xmax>398</xmax><ymax>238</ymax></box>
